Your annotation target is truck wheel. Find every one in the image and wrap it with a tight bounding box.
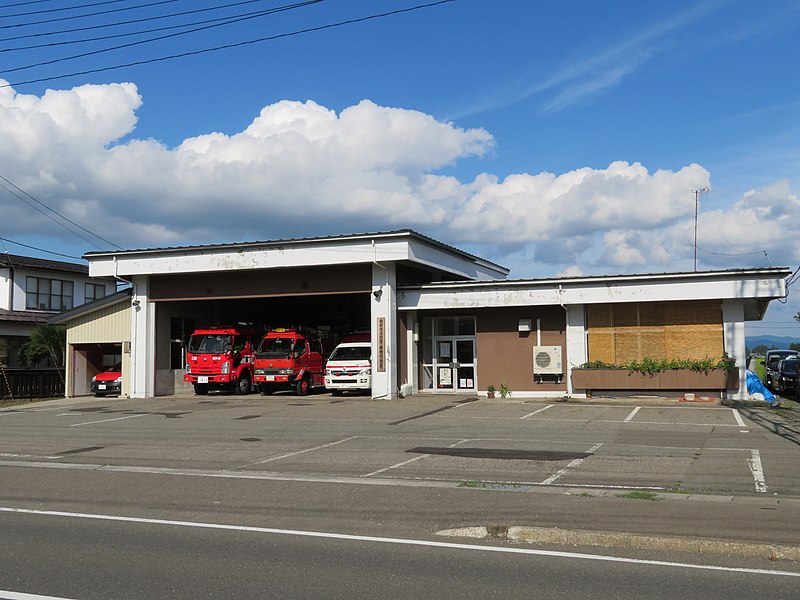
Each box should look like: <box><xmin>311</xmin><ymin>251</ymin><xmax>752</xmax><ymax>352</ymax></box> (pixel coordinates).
<box><xmin>259</xmin><ymin>384</ymin><xmax>273</xmax><ymax>396</ymax></box>
<box><xmin>235</xmin><ymin>374</ymin><xmax>251</xmax><ymax>395</ymax></box>
<box><xmin>296</xmin><ymin>376</ymin><xmax>311</xmax><ymax>396</ymax></box>
<box><xmin>193</xmin><ymin>383</ymin><xmax>209</xmax><ymax>396</ymax></box>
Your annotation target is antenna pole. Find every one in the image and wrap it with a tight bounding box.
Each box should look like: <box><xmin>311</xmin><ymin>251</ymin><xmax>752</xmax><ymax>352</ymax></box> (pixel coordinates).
<box><xmin>692</xmin><ymin>187</ymin><xmax>709</xmax><ymax>271</ymax></box>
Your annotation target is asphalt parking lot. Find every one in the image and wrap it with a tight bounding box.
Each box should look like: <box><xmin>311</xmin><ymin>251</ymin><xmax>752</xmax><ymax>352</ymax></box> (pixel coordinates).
<box><xmin>1</xmin><ymin>393</ymin><xmax>799</xmax><ymax>499</ymax></box>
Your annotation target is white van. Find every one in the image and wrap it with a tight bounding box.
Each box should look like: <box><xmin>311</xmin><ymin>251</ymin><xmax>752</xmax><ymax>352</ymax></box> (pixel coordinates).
<box><xmin>325</xmin><ymin>341</ymin><xmax>371</xmax><ymax>395</ymax></box>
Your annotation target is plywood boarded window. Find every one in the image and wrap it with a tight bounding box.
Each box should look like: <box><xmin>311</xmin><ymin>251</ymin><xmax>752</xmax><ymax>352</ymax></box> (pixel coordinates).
<box><xmin>587</xmin><ymin>301</ymin><xmax>723</xmax><ymax>364</ymax></box>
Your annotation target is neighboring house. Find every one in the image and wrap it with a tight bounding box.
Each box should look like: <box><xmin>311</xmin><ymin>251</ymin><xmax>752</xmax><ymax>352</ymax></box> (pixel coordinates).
<box><xmin>0</xmin><ymin>253</ymin><xmax>115</xmax><ymax>367</ymax></box>
<box><xmin>60</xmin><ymin>230</ymin><xmax>790</xmax><ymax>401</ymax></box>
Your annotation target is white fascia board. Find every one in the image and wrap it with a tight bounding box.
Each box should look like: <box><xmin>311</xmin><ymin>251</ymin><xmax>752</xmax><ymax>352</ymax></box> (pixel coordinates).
<box><xmin>406</xmin><ymin>239</ymin><xmax>507</xmax><ymax>281</ymax></box>
<box><xmin>398</xmin><ymin>273</ymin><xmax>787</xmax><ymax>310</ymax></box>
<box><xmin>89</xmin><ymin>239</ymin><xmax>413</xmax><ymax>278</ymax></box>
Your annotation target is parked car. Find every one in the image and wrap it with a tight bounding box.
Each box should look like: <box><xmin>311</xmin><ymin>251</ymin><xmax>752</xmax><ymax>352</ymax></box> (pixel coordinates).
<box><xmin>764</xmin><ymin>349</ymin><xmax>798</xmax><ymax>390</ymax></box>
<box><xmin>769</xmin><ymin>356</ymin><xmax>799</xmax><ymax>397</ymax></box>
<box><xmin>92</xmin><ymin>364</ymin><xmax>122</xmax><ymax>397</ymax></box>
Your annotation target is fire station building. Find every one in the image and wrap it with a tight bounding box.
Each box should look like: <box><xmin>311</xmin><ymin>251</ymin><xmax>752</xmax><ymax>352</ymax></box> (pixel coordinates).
<box><xmin>54</xmin><ymin>230</ymin><xmax>790</xmax><ymax>401</ymax></box>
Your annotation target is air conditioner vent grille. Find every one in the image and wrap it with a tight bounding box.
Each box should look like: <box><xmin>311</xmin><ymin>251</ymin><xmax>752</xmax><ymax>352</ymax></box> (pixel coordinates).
<box><xmin>533</xmin><ymin>346</ymin><xmax>563</xmax><ymax>375</ymax></box>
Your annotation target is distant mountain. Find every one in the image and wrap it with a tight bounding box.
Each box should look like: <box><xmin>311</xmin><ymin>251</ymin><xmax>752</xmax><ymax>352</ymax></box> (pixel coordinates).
<box><xmin>746</xmin><ymin>335</ymin><xmax>800</xmax><ymax>350</ymax></box>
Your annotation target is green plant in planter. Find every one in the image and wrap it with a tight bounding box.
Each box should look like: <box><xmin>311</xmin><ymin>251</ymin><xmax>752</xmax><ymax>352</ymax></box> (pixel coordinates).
<box><xmin>577</xmin><ymin>354</ymin><xmax>736</xmax><ymax>376</ymax></box>
<box><xmin>499</xmin><ymin>382</ymin><xmax>511</xmax><ymax>398</ymax></box>
<box><xmin>487</xmin><ymin>384</ymin><xmax>496</xmax><ymax>398</ymax></box>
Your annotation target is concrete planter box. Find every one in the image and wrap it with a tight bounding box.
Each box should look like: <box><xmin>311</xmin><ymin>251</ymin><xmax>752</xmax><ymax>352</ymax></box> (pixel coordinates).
<box><xmin>571</xmin><ymin>368</ymin><xmax>738</xmax><ymax>392</ymax></box>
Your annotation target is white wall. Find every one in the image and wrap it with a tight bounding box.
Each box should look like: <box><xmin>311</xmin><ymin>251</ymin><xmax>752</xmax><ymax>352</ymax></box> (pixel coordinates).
<box><xmin>0</xmin><ymin>267</ymin><xmax>11</xmax><ymax>311</ymax></box>
<box><xmin>11</xmin><ymin>267</ymin><xmax>114</xmax><ymax>312</ymax></box>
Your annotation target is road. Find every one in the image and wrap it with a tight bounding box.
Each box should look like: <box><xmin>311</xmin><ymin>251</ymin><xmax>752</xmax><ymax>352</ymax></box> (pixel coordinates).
<box><xmin>1</xmin><ymin>393</ymin><xmax>799</xmax><ymax>598</ymax></box>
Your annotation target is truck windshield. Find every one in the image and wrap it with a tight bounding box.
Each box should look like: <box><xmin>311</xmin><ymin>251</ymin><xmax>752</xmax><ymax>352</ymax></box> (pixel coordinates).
<box><xmin>258</xmin><ymin>337</ymin><xmax>295</xmax><ymax>358</ymax></box>
<box><xmin>188</xmin><ymin>334</ymin><xmax>232</xmax><ymax>354</ymax></box>
<box><xmin>329</xmin><ymin>346</ymin><xmax>371</xmax><ymax>361</ymax></box>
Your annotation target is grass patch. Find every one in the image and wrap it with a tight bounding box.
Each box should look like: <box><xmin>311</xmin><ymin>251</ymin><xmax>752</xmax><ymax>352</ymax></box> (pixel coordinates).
<box><xmin>458</xmin><ymin>481</ymin><xmax>487</xmax><ymax>489</ymax></box>
<box><xmin>616</xmin><ymin>491</ymin><xmax>661</xmax><ymax>501</ymax></box>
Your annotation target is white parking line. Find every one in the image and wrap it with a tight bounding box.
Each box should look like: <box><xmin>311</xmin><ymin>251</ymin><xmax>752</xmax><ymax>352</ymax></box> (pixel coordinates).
<box><xmin>0</xmin><ymin>452</ymin><xmax>62</xmax><ymax>460</ymax></box>
<box><xmin>363</xmin><ymin>439</ymin><xmax>470</xmax><ymax>478</ymax></box>
<box><xmin>732</xmin><ymin>409</ymin><xmax>747</xmax><ymax>428</ymax></box>
<box><xmin>70</xmin><ymin>414</ymin><xmax>148</xmax><ymax>427</ymax></box>
<box><xmin>3</xmin><ymin>507</ymin><xmax>795</xmax><ymax>577</ymax></box>
<box><xmin>623</xmin><ymin>407</ymin><xmax>641</xmax><ymax>422</ymax></box>
<box><xmin>245</xmin><ymin>436</ymin><xmax>360</xmax><ymax>467</ymax></box>
<box><xmin>0</xmin><ymin>590</ymin><xmax>75</xmax><ymax>600</ymax></box>
<box><xmin>520</xmin><ymin>404</ymin><xmax>554</xmax><ymax>420</ymax></box>
<box><xmin>747</xmin><ymin>449</ymin><xmax>768</xmax><ymax>493</ymax></box>
<box><xmin>540</xmin><ymin>443</ymin><xmax>604</xmax><ymax>485</ymax></box>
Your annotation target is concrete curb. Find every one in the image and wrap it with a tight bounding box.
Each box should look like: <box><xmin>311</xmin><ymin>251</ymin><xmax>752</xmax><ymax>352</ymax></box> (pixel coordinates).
<box><xmin>436</xmin><ymin>525</ymin><xmax>800</xmax><ymax>560</ymax></box>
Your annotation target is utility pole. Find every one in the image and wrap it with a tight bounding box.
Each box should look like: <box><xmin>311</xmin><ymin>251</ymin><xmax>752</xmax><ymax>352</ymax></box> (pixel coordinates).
<box><xmin>692</xmin><ymin>187</ymin><xmax>709</xmax><ymax>271</ymax></box>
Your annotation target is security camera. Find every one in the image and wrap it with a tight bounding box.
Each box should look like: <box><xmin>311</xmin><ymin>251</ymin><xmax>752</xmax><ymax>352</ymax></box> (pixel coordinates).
<box><xmin>372</xmin><ymin>289</ymin><xmax>382</xmax><ymax>301</ymax></box>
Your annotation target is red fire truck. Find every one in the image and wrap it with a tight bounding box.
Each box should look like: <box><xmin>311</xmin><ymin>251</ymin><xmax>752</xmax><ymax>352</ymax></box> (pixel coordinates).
<box><xmin>184</xmin><ymin>325</ymin><xmax>260</xmax><ymax>395</ymax></box>
<box><xmin>253</xmin><ymin>328</ymin><xmax>326</xmax><ymax>396</ymax></box>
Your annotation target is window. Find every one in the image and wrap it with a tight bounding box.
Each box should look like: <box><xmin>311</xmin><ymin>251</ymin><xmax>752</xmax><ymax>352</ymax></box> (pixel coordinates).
<box><xmin>26</xmin><ymin>277</ymin><xmax>73</xmax><ymax>311</ymax></box>
<box><xmin>85</xmin><ymin>283</ymin><xmax>106</xmax><ymax>303</ymax></box>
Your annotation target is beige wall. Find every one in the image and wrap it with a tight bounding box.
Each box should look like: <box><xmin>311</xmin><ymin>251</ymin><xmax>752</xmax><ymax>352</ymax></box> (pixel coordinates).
<box><xmin>65</xmin><ymin>301</ymin><xmax>130</xmax><ymax>397</ymax></box>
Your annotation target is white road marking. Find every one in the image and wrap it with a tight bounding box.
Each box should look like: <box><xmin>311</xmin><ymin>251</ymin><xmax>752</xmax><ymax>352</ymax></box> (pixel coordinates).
<box><xmin>363</xmin><ymin>439</ymin><xmax>470</xmax><ymax>477</ymax></box>
<box><xmin>623</xmin><ymin>407</ymin><xmax>641</xmax><ymax>422</ymax></box>
<box><xmin>0</xmin><ymin>453</ymin><xmax>62</xmax><ymax>460</ymax></box>
<box><xmin>70</xmin><ymin>414</ymin><xmax>148</xmax><ymax>427</ymax></box>
<box><xmin>244</xmin><ymin>436</ymin><xmax>359</xmax><ymax>467</ymax></box>
<box><xmin>732</xmin><ymin>409</ymin><xmax>747</xmax><ymax>428</ymax></box>
<box><xmin>520</xmin><ymin>404</ymin><xmax>554</xmax><ymax>420</ymax></box>
<box><xmin>540</xmin><ymin>443</ymin><xmax>604</xmax><ymax>485</ymax></box>
<box><xmin>747</xmin><ymin>449</ymin><xmax>768</xmax><ymax>493</ymax></box>
<box><xmin>1</xmin><ymin>507</ymin><xmax>796</xmax><ymax>578</ymax></box>
<box><xmin>0</xmin><ymin>590</ymin><xmax>75</xmax><ymax>600</ymax></box>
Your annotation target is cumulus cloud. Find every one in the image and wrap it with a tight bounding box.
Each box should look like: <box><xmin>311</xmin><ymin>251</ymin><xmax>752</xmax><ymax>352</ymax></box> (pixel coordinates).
<box><xmin>1</xmin><ymin>80</ymin><xmax>797</xmax><ymax>278</ymax></box>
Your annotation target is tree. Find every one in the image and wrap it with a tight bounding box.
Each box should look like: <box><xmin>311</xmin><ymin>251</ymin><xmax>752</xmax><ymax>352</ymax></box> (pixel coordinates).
<box><xmin>791</xmin><ymin>343</ymin><xmax>800</xmax><ymax>352</ymax></box>
<box><xmin>751</xmin><ymin>344</ymin><xmax>777</xmax><ymax>356</ymax></box>
<box><xmin>19</xmin><ymin>324</ymin><xmax>66</xmax><ymax>368</ymax></box>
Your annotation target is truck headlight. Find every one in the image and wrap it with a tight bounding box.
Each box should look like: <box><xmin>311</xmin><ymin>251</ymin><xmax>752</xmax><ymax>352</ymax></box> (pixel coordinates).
<box><xmin>114</xmin><ymin>376</ymin><xmax>123</xmax><ymax>383</ymax></box>
<box><xmin>358</xmin><ymin>368</ymin><xmax>370</xmax><ymax>376</ymax></box>
<box><xmin>254</xmin><ymin>368</ymin><xmax>265</xmax><ymax>375</ymax></box>
<box><xmin>186</xmin><ymin>364</ymin><xmax>191</xmax><ymax>374</ymax></box>
<box><xmin>280</xmin><ymin>368</ymin><xmax>294</xmax><ymax>375</ymax></box>
<box><xmin>221</xmin><ymin>361</ymin><xmax>230</xmax><ymax>374</ymax></box>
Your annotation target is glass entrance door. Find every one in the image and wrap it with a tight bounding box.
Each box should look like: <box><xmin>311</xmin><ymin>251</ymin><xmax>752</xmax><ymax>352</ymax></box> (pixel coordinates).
<box><xmin>434</xmin><ymin>338</ymin><xmax>475</xmax><ymax>391</ymax></box>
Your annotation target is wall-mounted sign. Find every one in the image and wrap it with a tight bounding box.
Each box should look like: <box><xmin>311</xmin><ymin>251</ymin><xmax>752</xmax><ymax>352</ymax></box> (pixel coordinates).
<box><xmin>377</xmin><ymin>317</ymin><xmax>385</xmax><ymax>372</ymax></box>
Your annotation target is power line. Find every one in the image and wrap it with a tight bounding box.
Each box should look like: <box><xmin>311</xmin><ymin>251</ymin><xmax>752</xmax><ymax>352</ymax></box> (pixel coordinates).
<box><xmin>2</xmin><ymin>0</ymin><xmax>456</xmax><ymax>88</ymax></box>
<box><xmin>2</xmin><ymin>3</ymin><xmax>308</xmax><ymax>52</ymax></box>
<box><xmin>0</xmin><ymin>236</ymin><xmax>83</xmax><ymax>260</ymax></box>
<box><xmin>3</xmin><ymin>1</ymin><xmax>322</xmax><ymax>74</ymax></box>
<box><xmin>0</xmin><ymin>1</ymin><xmax>59</xmax><ymax>10</ymax></box>
<box><xmin>1</xmin><ymin>0</ymin><xmax>180</xmax><ymax>30</ymax></box>
<box><xmin>0</xmin><ymin>175</ymin><xmax>121</xmax><ymax>249</ymax></box>
<box><xmin>0</xmin><ymin>0</ymin><xmax>131</xmax><ymax>20</ymax></box>
<box><xmin>0</xmin><ymin>0</ymin><xmax>273</xmax><ymax>42</ymax></box>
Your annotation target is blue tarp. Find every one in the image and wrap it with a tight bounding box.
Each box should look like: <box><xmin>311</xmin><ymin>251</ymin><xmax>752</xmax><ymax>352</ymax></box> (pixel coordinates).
<box><xmin>746</xmin><ymin>370</ymin><xmax>778</xmax><ymax>405</ymax></box>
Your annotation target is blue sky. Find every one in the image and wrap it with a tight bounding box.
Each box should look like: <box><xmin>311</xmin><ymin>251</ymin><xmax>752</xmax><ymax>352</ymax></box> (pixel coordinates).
<box><xmin>1</xmin><ymin>0</ymin><xmax>799</xmax><ymax>337</ymax></box>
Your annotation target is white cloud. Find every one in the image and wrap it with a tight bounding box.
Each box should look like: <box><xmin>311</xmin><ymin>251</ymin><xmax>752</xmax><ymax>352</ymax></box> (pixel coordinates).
<box><xmin>1</xmin><ymin>81</ymin><xmax>797</xmax><ymax>280</ymax></box>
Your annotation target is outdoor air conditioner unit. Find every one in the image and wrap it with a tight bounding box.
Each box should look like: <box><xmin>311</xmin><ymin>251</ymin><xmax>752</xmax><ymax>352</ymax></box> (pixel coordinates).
<box><xmin>533</xmin><ymin>346</ymin><xmax>563</xmax><ymax>375</ymax></box>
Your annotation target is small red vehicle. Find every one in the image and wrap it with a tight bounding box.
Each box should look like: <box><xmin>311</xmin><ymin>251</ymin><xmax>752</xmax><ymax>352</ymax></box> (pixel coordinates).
<box><xmin>184</xmin><ymin>325</ymin><xmax>260</xmax><ymax>395</ymax></box>
<box><xmin>92</xmin><ymin>364</ymin><xmax>122</xmax><ymax>397</ymax></box>
<box><xmin>253</xmin><ymin>328</ymin><xmax>326</xmax><ymax>396</ymax></box>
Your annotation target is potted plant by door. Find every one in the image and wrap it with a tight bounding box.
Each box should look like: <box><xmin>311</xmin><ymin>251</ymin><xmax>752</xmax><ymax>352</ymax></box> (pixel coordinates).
<box><xmin>487</xmin><ymin>384</ymin><xmax>496</xmax><ymax>399</ymax></box>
